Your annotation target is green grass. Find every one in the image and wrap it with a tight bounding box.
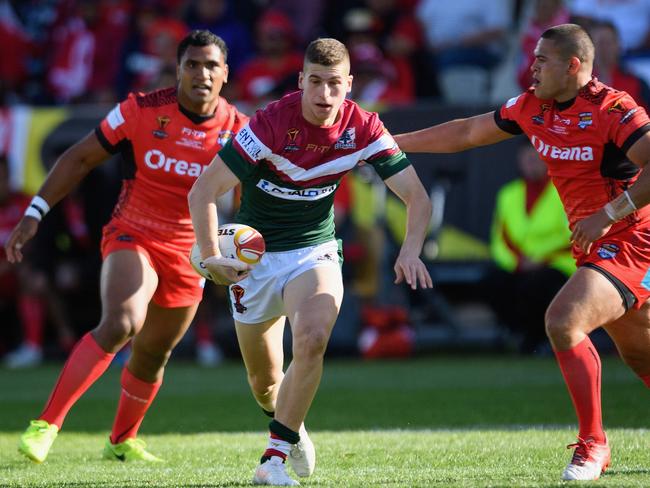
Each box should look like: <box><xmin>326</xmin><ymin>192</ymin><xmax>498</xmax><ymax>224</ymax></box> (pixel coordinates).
<box><xmin>1</xmin><ymin>356</ymin><xmax>649</xmax><ymax>487</ymax></box>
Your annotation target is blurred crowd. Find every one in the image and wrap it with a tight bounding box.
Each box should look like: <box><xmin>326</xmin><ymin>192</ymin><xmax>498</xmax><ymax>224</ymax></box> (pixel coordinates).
<box><xmin>3</xmin><ymin>0</ymin><xmax>650</xmax><ymax>365</ymax></box>
<box><xmin>3</xmin><ymin>0</ymin><xmax>650</xmax><ymax>109</ymax></box>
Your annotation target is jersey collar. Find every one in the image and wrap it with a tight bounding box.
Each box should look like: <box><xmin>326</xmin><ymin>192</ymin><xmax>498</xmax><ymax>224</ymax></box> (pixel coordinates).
<box><xmin>178</xmin><ymin>102</ymin><xmax>216</xmax><ymax>124</ymax></box>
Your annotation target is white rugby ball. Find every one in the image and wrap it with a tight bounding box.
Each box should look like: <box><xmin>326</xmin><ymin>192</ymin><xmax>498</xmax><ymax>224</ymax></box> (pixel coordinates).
<box><xmin>190</xmin><ymin>223</ymin><xmax>265</xmax><ymax>281</ymax></box>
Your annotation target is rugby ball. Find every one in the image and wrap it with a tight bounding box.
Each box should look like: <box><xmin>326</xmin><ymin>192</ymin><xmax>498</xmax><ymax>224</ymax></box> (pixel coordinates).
<box><xmin>190</xmin><ymin>223</ymin><xmax>265</xmax><ymax>280</ymax></box>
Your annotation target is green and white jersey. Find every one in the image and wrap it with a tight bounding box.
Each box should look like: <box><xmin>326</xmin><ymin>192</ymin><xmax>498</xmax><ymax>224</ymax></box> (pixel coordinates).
<box><xmin>219</xmin><ymin>91</ymin><xmax>410</xmax><ymax>251</ymax></box>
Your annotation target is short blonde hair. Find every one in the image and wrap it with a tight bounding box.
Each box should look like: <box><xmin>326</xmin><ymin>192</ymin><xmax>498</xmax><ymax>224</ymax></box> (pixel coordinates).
<box><xmin>304</xmin><ymin>38</ymin><xmax>349</xmax><ymax>67</ymax></box>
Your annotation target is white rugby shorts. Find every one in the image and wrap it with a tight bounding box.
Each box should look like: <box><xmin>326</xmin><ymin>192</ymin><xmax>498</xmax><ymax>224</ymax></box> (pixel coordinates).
<box><xmin>228</xmin><ymin>240</ymin><xmax>341</xmax><ymax>324</ymax></box>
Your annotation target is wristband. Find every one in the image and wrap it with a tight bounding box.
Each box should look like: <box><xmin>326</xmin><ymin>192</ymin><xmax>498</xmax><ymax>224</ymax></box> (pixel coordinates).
<box><xmin>603</xmin><ymin>190</ymin><xmax>637</xmax><ymax>222</ymax></box>
<box><xmin>24</xmin><ymin>195</ymin><xmax>51</xmax><ymax>222</ymax></box>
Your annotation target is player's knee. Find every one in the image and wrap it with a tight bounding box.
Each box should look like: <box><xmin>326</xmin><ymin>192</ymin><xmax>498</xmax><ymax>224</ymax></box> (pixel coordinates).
<box><xmin>544</xmin><ymin>302</ymin><xmax>575</xmax><ymax>342</ymax></box>
<box><xmin>248</xmin><ymin>372</ymin><xmax>280</xmax><ymax>399</ymax></box>
<box><xmin>292</xmin><ymin>327</ymin><xmax>330</xmax><ymax>360</ymax></box>
<box><xmin>98</xmin><ymin>313</ymin><xmax>144</xmax><ymax>343</ymax></box>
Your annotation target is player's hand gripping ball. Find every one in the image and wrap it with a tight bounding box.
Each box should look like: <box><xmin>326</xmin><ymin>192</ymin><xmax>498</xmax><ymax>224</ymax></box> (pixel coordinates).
<box><xmin>190</xmin><ymin>223</ymin><xmax>265</xmax><ymax>281</ymax></box>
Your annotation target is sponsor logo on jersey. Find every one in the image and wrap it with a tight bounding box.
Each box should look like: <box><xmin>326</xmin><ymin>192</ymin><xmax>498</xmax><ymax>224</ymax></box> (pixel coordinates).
<box><xmin>176</xmin><ymin>138</ymin><xmax>204</xmax><ymax>149</ymax></box>
<box><xmin>549</xmin><ymin>114</ymin><xmax>571</xmax><ymax>134</ymax></box>
<box><xmin>144</xmin><ymin>149</ymin><xmax>207</xmax><ymax>176</ymax></box>
<box><xmin>335</xmin><ymin>128</ymin><xmax>356</xmax><ymax>149</ymax></box>
<box><xmin>256</xmin><ymin>179</ymin><xmax>337</xmax><ymax>201</ymax></box>
<box><xmin>620</xmin><ymin>108</ymin><xmax>638</xmax><ymax>125</ymax></box>
<box><xmin>597</xmin><ymin>242</ymin><xmax>620</xmax><ymax>259</ymax></box>
<box><xmin>236</xmin><ymin>126</ymin><xmax>264</xmax><ymax>160</ymax></box>
<box><xmin>532</xmin><ymin>115</ymin><xmax>545</xmax><ymax>125</ymax></box>
<box><xmin>578</xmin><ymin>112</ymin><xmax>593</xmax><ymax>129</ymax></box>
<box><xmin>218</xmin><ymin>130</ymin><xmax>233</xmax><ymax>146</ymax></box>
<box><xmin>283</xmin><ymin>127</ymin><xmax>301</xmax><ymax>152</ymax></box>
<box><xmin>531</xmin><ymin>103</ymin><xmax>550</xmax><ymax>125</ymax></box>
<box><xmin>530</xmin><ymin>135</ymin><xmax>594</xmax><ymax>161</ymax></box>
<box><xmin>231</xmin><ymin>285</ymin><xmax>247</xmax><ymax>313</ymax></box>
<box><xmin>608</xmin><ymin>100</ymin><xmax>626</xmax><ymax>113</ymax></box>
<box><xmin>153</xmin><ymin>115</ymin><xmax>170</xmax><ymax>139</ymax></box>
<box><xmin>306</xmin><ymin>143</ymin><xmax>329</xmax><ymax>153</ymax></box>
<box><xmin>182</xmin><ymin>127</ymin><xmax>206</xmax><ymax>139</ymax></box>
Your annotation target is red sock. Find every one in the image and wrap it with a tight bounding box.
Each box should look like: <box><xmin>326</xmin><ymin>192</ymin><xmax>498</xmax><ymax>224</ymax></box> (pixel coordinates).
<box><xmin>19</xmin><ymin>295</ymin><xmax>45</xmax><ymax>347</ymax></box>
<box><xmin>40</xmin><ymin>332</ymin><xmax>115</xmax><ymax>429</ymax></box>
<box><xmin>110</xmin><ymin>368</ymin><xmax>161</xmax><ymax>444</ymax></box>
<box><xmin>555</xmin><ymin>336</ymin><xmax>605</xmax><ymax>443</ymax></box>
<box><xmin>640</xmin><ymin>374</ymin><xmax>650</xmax><ymax>388</ymax></box>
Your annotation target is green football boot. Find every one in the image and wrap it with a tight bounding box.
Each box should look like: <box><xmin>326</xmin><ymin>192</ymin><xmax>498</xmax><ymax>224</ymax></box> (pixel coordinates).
<box><xmin>102</xmin><ymin>438</ymin><xmax>163</xmax><ymax>462</ymax></box>
<box><xmin>18</xmin><ymin>419</ymin><xmax>59</xmax><ymax>463</ymax></box>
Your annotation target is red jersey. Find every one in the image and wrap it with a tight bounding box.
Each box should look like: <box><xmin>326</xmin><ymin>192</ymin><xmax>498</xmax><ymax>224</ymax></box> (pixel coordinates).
<box><xmin>220</xmin><ymin>91</ymin><xmax>409</xmax><ymax>251</ymax></box>
<box><xmin>96</xmin><ymin>87</ymin><xmax>248</xmax><ymax>246</ymax></box>
<box><xmin>496</xmin><ymin>78</ymin><xmax>650</xmax><ymax>234</ymax></box>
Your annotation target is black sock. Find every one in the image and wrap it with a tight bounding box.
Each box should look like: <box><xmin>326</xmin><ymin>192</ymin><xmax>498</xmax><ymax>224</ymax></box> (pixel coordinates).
<box><xmin>262</xmin><ymin>408</ymin><xmax>275</xmax><ymax>418</ymax></box>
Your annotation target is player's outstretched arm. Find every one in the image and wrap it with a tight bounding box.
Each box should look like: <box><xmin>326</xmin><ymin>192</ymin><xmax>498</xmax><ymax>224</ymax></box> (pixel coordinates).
<box><xmin>572</xmin><ymin>132</ymin><xmax>650</xmax><ymax>253</ymax></box>
<box><xmin>188</xmin><ymin>154</ymin><xmax>250</xmax><ymax>284</ymax></box>
<box><xmin>5</xmin><ymin>131</ymin><xmax>109</xmax><ymax>263</ymax></box>
<box><xmin>384</xmin><ymin>165</ymin><xmax>433</xmax><ymax>290</ymax></box>
<box><xmin>394</xmin><ymin>112</ymin><xmax>513</xmax><ymax>153</ymax></box>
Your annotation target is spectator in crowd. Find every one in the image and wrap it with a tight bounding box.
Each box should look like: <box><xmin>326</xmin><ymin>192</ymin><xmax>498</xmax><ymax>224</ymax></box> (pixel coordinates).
<box><xmin>119</xmin><ymin>2</ymin><xmax>188</xmax><ymax>96</ymax></box>
<box><xmin>517</xmin><ymin>0</ymin><xmax>570</xmax><ymax>90</ymax></box>
<box><xmin>232</xmin><ymin>9</ymin><xmax>303</xmax><ymax>106</ymax></box>
<box><xmin>0</xmin><ymin>0</ymin><xmax>35</xmax><ymax>103</ymax></box>
<box><xmin>184</xmin><ymin>0</ymin><xmax>253</xmax><ymax>74</ymax></box>
<box><xmin>45</xmin><ymin>1</ymin><xmax>95</xmax><ymax>103</ymax></box>
<box><xmin>590</xmin><ymin>20</ymin><xmax>650</xmax><ymax>111</ymax></box>
<box><xmin>416</xmin><ymin>0</ymin><xmax>511</xmax><ymax>100</ymax></box>
<box><xmin>348</xmin><ymin>42</ymin><xmax>413</xmax><ymax>109</ymax></box>
<box><xmin>570</xmin><ymin>0</ymin><xmax>650</xmax><ymax>55</ymax></box>
<box><xmin>268</xmin><ymin>0</ymin><xmax>326</xmax><ymax>46</ymax></box>
<box><xmin>484</xmin><ymin>141</ymin><xmax>575</xmax><ymax>354</ymax></box>
<box><xmin>327</xmin><ymin>1</ymin><xmax>430</xmax><ymax>98</ymax></box>
<box><xmin>83</xmin><ymin>0</ymin><xmax>133</xmax><ymax>104</ymax></box>
<box><xmin>341</xmin><ymin>8</ymin><xmax>418</xmax><ymax>105</ymax></box>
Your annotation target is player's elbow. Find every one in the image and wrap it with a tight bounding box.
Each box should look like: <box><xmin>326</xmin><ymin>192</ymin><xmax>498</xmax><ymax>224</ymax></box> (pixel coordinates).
<box><xmin>188</xmin><ymin>179</ymin><xmax>208</xmax><ymax>212</ymax></box>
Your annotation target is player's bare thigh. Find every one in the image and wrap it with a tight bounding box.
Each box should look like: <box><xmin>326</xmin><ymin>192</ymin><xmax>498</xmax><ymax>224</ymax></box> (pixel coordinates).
<box><xmin>94</xmin><ymin>250</ymin><xmax>159</xmax><ymax>352</ymax></box>
<box><xmin>129</xmin><ymin>301</ymin><xmax>199</xmax><ymax>382</ymax></box>
<box><xmin>545</xmin><ymin>266</ymin><xmax>626</xmax><ymax>350</ymax></box>
<box><xmin>283</xmin><ymin>265</ymin><xmax>344</xmax><ymax>355</ymax></box>
<box><xmin>236</xmin><ymin>317</ymin><xmax>286</xmax><ymax>395</ymax></box>
<box><xmin>604</xmin><ymin>299</ymin><xmax>650</xmax><ymax>376</ymax></box>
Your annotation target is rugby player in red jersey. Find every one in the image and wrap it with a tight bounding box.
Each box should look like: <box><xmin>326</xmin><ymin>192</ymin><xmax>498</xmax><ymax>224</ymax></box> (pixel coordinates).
<box><xmin>189</xmin><ymin>38</ymin><xmax>432</xmax><ymax>485</ymax></box>
<box><xmin>5</xmin><ymin>30</ymin><xmax>248</xmax><ymax>463</ymax></box>
<box><xmin>394</xmin><ymin>23</ymin><xmax>650</xmax><ymax>482</ymax></box>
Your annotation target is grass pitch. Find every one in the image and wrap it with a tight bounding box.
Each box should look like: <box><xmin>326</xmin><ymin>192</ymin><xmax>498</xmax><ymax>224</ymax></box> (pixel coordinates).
<box><xmin>1</xmin><ymin>356</ymin><xmax>649</xmax><ymax>487</ymax></box>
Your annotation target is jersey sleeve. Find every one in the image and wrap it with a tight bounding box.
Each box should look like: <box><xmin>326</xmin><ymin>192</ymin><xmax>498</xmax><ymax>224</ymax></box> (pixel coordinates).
<box><xmin>362</xmin><ymin>113</ymin><xmax>411</xmax><ymax>180</ymax></box>
<box><xmin>95</xmin><ymin>93</ymin><xmax>139</xmax><ymax>154</ymax></box>
<box><xmin>494</xmin><ymin>93</ymin><xmax>526</xmax><ymax>135</ymax></box>
<box><xmin>233</xmin><ymin>108</ymin><xmax>250</xmax><ymax>134</ymax></box>
<box><xmin>602</xmin><ymin>92</ymin><xmax>650</xmax><ymax>153</ymax></box>
<box><xmin>219</xmin><ymin>109</ymin><xmax>274</xmax><ymax>182</ymax></box>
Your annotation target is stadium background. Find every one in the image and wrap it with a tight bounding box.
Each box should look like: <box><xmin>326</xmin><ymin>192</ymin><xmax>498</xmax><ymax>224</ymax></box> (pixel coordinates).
<box><xmin>4</xmin><ymin>1</ymin><xmax>650</xmax><ymax>486</ymax></box>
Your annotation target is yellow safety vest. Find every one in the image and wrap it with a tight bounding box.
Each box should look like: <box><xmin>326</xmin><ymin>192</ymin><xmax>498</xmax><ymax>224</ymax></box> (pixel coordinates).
<box><xmin>490</xmin><ymin>179</ymin><xmax>575</xmax><ymax>277</ymax></box>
